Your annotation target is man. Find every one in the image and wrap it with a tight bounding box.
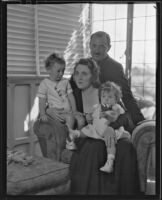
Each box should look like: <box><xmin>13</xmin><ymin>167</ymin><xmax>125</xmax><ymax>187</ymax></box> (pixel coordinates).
<box><xmin>89</xmin><ymin>31</ymin><xmax>144</xmax><ymax>126</ymax></box>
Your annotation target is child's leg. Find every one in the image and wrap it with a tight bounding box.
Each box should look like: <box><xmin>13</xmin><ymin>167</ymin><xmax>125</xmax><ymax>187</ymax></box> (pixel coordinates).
<box><xmin>100</xmin><ymin>126</ymin><xmax>116</xmax><ymax>173</ymax></box>
<box><xmin>64</xmin><ymin>113</ymin><xmax>75</xmax><ymax>130</ymax></box>
<box><xmin>75</xmin><ymin>114</ymin><xmax>86</xmax><ymax>130</ymax></box>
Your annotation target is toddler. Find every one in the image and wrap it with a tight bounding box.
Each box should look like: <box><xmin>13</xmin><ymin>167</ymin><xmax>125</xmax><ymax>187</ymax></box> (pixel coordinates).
<box><xmin>37</xmin><ymin>52</ymin><xmax>85</xmax><ymax>150</ymax></box>
<box><xmin>69</xmin><ymin>81</ymin><xmax>130</xmax><ymax>172</ymax></box>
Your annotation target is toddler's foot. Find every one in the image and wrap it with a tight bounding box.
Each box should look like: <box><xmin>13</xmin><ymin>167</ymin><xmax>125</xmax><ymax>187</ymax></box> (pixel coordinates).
<box><xmin>100</xmin><ymin>158</ymin><xmax>114</xmax><ymax>173</ymax></box>
<box><xmin>69</xmin><ymin>128</ymin><xmax>80</xmax><ymax>140</ymax></box>
<box><xmin>66</xmin><ymin>139</ymin><xmax>77</xmax><ymax>150</ymax></box>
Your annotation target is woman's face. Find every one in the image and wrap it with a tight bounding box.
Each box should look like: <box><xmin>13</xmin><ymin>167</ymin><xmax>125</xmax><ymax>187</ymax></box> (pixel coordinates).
<box><xmin>74</xmin><ymin>64</ymin><xmax>93</xmax><ymax>90</ymax></box>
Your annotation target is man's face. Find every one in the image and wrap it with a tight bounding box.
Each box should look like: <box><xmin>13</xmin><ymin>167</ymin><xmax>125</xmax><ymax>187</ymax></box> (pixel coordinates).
<box><xmin>90</xmin><ymin>35</ymin><xmax>110</xmax><ymax>62</ymax></box>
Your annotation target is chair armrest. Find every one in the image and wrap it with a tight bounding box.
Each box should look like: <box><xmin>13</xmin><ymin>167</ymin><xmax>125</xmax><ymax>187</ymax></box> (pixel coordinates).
<box><xmin>131</xmin><ymin>120</ymin><xmax>155</xmax><ymax>193</ymax></box>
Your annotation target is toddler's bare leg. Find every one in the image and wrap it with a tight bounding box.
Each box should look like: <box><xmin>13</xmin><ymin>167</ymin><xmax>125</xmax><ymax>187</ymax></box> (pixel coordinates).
<box><xmin>100</xmin><ymin>126</ymin><xmax>116</xmax><ymax>173</ymax></box>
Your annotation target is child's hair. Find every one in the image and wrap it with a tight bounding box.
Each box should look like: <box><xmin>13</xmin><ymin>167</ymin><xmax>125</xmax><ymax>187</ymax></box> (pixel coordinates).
<box><xmin>98</xmin><ymin>81</ymin><xmax>122</xmax><ymax>103</ymax></box>
<box><xmin>45</xmin><ymin>52</ymin><xmax>65</xmax><ymax>70</ymax></box>
<box><xmin>73</xmin><ymin>58</ymin><xmax>100</xmax><ymax>88</ymax></box>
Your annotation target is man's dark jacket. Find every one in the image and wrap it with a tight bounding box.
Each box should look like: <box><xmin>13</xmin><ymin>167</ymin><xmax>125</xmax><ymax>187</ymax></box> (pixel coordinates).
<box><xmin>70</xmin><ymin>55</ymin><xmax>144</xmax><ymax>132</ymax></box>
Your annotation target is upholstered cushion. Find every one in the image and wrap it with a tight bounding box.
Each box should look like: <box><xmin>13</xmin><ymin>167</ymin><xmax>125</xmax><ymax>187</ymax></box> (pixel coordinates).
<box><xmin>132</xmin><ymin>120</ymin><xmax>155</xmax><ymax>193</ymax></box>
<box><xmin>7</xmin><ymin>156</ymin><xmax>70</xmax><ymax>195</ymax></box>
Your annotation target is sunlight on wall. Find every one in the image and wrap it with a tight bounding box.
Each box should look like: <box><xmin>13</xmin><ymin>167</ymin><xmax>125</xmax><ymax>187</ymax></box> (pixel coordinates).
<box><xmin>24</xmin><ymin>97</ymin><xmax>39</xmax><ymax>132</ymax></box>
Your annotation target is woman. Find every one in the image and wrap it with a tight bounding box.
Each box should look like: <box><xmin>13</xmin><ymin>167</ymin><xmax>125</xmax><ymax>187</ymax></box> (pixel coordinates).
<box><xmin>69</xmin><ymin>58</ymin><xmax>140</xmax><ymax>194</ymax></box>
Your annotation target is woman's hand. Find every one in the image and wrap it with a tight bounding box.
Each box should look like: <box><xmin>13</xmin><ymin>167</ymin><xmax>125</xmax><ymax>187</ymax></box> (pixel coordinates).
<box><xmin>85</xmin><ymin>113</ymin><xmax>93</xmax><ymax>124</ymax></box>
<box><xmin>73</xmin><ymin>111</ymin><xmax>84</xmax><ymax>117</ymax></box>
<box><xmin>39</xmin><ymin>114</ymin><xmax>48</xmax><ymax>122</ymax></box>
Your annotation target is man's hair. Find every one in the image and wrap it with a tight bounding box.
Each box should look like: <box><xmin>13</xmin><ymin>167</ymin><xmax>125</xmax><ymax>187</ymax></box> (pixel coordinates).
<box><xmin>45</xmin><ymin>52</ymin><xmax>65</xmax><ymax>70</ymax></box>
<box><xmin>98</xmin><ymin>81</ymin><xmax>122</xmax><ymax>103</ymax></box>
<box><xmin>90</xmin><ymin>31</ymin><xmax>111</xmax><ymax>46</ymax></box>
<box><xmin>74</xmin><ymin>58</ymin><xmax>100</xmax><ymax>88</ymax></box>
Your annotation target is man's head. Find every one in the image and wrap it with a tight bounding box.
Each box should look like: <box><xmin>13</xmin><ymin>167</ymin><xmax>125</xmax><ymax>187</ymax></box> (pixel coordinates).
<box><xmin>90</xmin><ymin>31</ymin><xmax>111</xmax><ymax>62</ymax></box>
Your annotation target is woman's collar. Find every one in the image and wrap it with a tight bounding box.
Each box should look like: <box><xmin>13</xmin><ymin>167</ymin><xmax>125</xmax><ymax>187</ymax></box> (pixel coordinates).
<box><xmin>82</xmin><ymin>85</ymin><xmax>95</xmax><ymax>94</ymax></box>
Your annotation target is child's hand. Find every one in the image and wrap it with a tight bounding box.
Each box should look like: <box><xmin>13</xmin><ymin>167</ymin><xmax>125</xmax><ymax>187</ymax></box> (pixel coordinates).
<box><xmin>40</xmin><ymin>114</ymin><xmax>48</xmax><ymax>122</ymax></box>
<box><xmin>85</xmin><ymin>113</ymin><xmax>93</xmax><ymax>124</ymax></box>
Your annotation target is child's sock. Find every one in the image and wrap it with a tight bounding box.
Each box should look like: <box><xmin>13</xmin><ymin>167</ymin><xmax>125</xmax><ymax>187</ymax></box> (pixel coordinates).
<box><xmin>100</xmin><ymin>154</ymin><xmax>115</xmax><ymax>173</ymax></box>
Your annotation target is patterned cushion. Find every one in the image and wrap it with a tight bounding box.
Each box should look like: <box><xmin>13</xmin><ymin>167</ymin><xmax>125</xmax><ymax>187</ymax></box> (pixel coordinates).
<box><xmin>7</xmin><ymin>156</ymin><xmax>70</xmax><ymax>195</ymax></box>
<box><xmin>132</xmin><ymin>120</ymin><xmax>155</xmax><ymax>192</ymax></box>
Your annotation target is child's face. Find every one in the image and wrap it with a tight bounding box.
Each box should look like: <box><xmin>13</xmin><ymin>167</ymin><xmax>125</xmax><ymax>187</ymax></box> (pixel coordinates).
<box><xmin>48</xmin><ymin>62</ymin><xmax>65</xmax><ymax>81</ymax></box>
<box><xmin>101</xmin><ymin>90</ymin><xmax>116</xmax><ymax>106</ymax></box>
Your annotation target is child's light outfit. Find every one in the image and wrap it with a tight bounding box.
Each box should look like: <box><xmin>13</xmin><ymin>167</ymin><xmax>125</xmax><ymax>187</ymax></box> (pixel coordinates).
<box><xmin>37</xmin><ymin>78</ymin><xmax>83</xmax><ymax>150</ymax></box>
<box><xmin>37</xmin><ymin>78</ymin><xmax>72</xmax><ymax>112</ymax></box>
<box><xmin>81</xmin><ymin>103</ymin><xmax>126</xmax><ymax>139</ymax></box>
<box><xmin>81</xmin><ymin>103</ymin><xmax>129</xmax><ymax>173</ymax></box>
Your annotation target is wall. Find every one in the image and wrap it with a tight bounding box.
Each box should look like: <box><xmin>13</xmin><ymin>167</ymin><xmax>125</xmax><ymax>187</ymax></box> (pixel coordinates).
<box><xmin>7</xmin><ymin>76</ymin><xmax>44</xmax><ymax>156</ymax></box>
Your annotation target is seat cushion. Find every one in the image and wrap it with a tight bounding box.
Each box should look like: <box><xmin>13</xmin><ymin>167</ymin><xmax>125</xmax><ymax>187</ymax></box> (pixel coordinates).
<box><xmin>7</xmin><ymin>156</ymin><xmax>70</xmax><ymax>195</ymax></box>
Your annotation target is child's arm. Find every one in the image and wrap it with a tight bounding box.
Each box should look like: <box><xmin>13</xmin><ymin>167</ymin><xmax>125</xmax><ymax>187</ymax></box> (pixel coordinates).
<box><xmin>39</xmin><ymin>97</ymin><xmax>48</xmax><ymax>121</ymax></box>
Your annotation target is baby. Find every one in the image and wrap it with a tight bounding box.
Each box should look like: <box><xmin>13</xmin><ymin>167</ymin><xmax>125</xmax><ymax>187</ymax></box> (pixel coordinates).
<box><xmin>69</xmin><ymin>81</ymin><xmax>130</xmax><ymax>172</ymax></box>
<box><xmin>37</xmin><ymin>52</ymin><xmax>85</xmax><ymax>150</ymax></box>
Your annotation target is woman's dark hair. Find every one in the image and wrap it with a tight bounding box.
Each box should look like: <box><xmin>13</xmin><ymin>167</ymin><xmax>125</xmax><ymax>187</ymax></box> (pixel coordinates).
<box><xmin>73</xmin><ymin>58</ymin><xmax>100</xmax><ymax>88</ymax></box>
<box><xmin>45</xmin><ymin>52</ymin><xmax>65</xmax><ymax>70</ymax></box>
<box><xmin>98</xmin><ymin>81</ymin><xmax>122</xmax><ymax>103</ymax></box>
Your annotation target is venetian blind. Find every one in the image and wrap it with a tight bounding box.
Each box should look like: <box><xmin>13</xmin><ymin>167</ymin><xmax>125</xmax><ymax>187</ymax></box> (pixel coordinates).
<box><xmin>7</xmin><ymin>4</ymin><xmax>90</xmax><ymax>76</ymax></box>
<box><xmin>7</xmin><ymin>5</ymin><xmax>35</xmax><ymax>75</ymax></box>
<box><xmin>37</xmin><ymin>4</ymin><xmax>86</xmax><ymax>76</ymax></box>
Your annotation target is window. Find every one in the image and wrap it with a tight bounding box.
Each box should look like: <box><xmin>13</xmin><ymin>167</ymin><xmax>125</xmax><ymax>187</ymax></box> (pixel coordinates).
<box><xmin>131</xmin><ymin>4</ymin><xmax>156</xmax><ymax>102</ymax></box>
<box><xmin>92</xmin><ymin>4</ymin><xmax>127</xmax><ymax>70</ymax></box>
<box><xmin>91</xmin><ymin>3</ymin><xmax>156</xmax><ymax>102</ymax></box>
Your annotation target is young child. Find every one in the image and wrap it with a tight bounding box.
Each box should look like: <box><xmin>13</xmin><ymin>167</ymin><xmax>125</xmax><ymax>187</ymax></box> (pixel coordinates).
<box><xmin>69</xmin><ymin>81</ymin><xmax>130</xmax><ymax>172</ymax></box>
<box><xmin>37</xmin><ymin>52</ymin><xmax>85</xmax><ymax>150</ymax></box>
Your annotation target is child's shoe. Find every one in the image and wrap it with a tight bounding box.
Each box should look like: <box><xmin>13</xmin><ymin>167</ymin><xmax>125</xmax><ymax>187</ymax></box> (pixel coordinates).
<box><xmin>100</xmin><ymin>157</ymin><xmax>114</xmax><ymax>173</ymax></box>
<box><xmin>66</xmin><ymin>139</ymin><xmax>77</xmax><ymax>150</ymax></box>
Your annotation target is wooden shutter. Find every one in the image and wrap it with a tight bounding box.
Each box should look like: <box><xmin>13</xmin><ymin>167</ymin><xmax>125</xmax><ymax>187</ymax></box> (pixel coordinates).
<box><xmin>7</xmin><ymin>5</ymin><xmax>35</xmax><ymax>75</ymax></box>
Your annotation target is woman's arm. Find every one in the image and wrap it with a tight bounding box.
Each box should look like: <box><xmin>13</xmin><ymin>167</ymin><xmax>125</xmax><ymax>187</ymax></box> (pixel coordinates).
<box><xmin>68</xmin><ymin>92</ymin><xmax>77</xmax><ymax>113</ymax></box>
<box><xmin>39</xmin><ymin>97</ymin><xmax>48</xmax><ymax>121</ymax></box>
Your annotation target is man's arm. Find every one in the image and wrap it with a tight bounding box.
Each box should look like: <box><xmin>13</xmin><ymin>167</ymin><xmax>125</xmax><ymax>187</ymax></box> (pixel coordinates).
<box><xmin>117</xmin><ymin>65</ymin><xmax>145</xmax><ymax>125</ymax></box>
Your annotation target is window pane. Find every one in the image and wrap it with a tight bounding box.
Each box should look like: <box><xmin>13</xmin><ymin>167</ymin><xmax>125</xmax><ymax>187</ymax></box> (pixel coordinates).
<box><xmin>116</xmin><ymin>4</ymin><xmax>127</xmax><ymax>19</ymax></box>
<box><xmin>132</xmin><ymin>41</ymin><xmax>145</xmax><ymax>63</ymax></box>
<box><xmin>145</xmin><ymin>40</ymin><xmax>156</xmax><ymax>63</ymax></box>
<box><xmin>134</xmin><ymin>4</ymin><xmax>146</xmax><ymax>17</ymax></box>
<box><xmin>93</xmin><ymin>4</ymin><xmax>103</xmax><ymax>20</ymax></box>
<box><xmin>104</xmin><ymin>4</ymin><xmax>116</xmax><ymax>20</ymax></box>
<box><xmin>103</xmin><ymin>20</ymin><xmax>115</xmax><ymax>41</ymax></box>
<box><xmin>131</xmin><ymin>86</ymin><xmax>144</xmax><ymax>98</ymax></box>
<box><xmin>109</xmin><ymin>41</ymin><xmax>115</xmax><ymax>58</ymax></box>
<box><xmin>143</xmin><ymin>87</ymin><xmax>155</xmax><ymax>102</ymax></box>
<box><xmin>131</xmin><ymin>64</ymin><xmax>144</xmax><ymax>87</ymax></box>
<box><xmin>114</xmin><ymin>41</ymin><xmax>126</xmax><ymax>64</ymax></box>
<box><xmin>92</xmin><ymin>21</ymin><xmax>103</xmax><ymax>32</ymax></box>
<box><xmin>146</xmin><ymin>16</ymin><xmax>156</xmax><ymax>40</ymax></box>
<box><xmin>144</xmin><ymin>66</ymin><xmax>156</xmax><ymax>87</ymax></box>
<box><xmin>146</xmin><ymin>4</ymin><xmax>156</xmax><ymax>16</ymax></box>
<box><xmin>116</xmin><ymin>19</ymin><xmax>127</xmax><ymax>41</ymax></box>
<box><xmin>133</xmin><ymin>17</ymin><xmax>146</xmax><ymax>40</ymax></box>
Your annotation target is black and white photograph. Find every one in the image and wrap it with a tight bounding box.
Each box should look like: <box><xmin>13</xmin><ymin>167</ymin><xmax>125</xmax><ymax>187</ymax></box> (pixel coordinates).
<box><xmin>1</xmin><ymin>0</ymin><xmax>161</xmax><ymax>198</ymax></box>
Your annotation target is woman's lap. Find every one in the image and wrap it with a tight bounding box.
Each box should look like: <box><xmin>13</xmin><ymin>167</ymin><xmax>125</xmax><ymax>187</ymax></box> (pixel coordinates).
<box><xmin>70</xmin><ymin>137</ymin><xmax>140</xmax><ymax>195</ymax></box>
